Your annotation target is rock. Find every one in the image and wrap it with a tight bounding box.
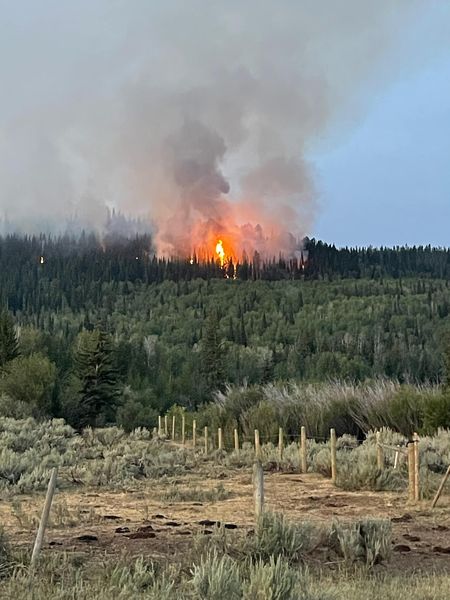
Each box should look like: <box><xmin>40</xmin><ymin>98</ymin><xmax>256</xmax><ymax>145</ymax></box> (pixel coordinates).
<box><xmin>75</xmin><ymin>534</ymin><xmax>98</xmax><ymax>542</ymax></box>
<box><xmin>115</xmin><ymin>527</ymin><xmax>130</xmax><ymax>534</ymax></box>
<box><xmin>393</xmin><ymin>544</ymin><xmax>411</xmax><ymax>552</ymax></box>
<box><xmin>391</xmin><ymin>514</ymin><xmax>413</xmax><ymax>523</ymax></box>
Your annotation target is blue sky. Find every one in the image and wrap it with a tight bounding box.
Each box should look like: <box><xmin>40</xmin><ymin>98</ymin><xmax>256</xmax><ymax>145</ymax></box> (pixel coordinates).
<box><xmin>313</xmin><ymin>54</ymin><xmax>450</xmax><ymax>247</ymax></box>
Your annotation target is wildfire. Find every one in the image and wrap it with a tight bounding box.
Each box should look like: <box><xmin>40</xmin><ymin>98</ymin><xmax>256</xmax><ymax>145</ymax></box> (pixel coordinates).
<box><xmin>215</xmin><ymin>239</ymin><xmax>226</xmax><ymax>266</ymax></box>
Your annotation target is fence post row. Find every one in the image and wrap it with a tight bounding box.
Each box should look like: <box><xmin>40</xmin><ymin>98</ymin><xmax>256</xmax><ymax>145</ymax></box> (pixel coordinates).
<box><xmin>330</xmin><ymin>428</ymin><xmax>337</xmax><ymax>485</ymax></box>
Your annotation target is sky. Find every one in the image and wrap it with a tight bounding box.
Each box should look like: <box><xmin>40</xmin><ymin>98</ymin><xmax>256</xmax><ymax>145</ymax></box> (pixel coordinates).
<box><xmin>0</xmin><ymin>1</ymin><xmax>450</xmax><ymax>249</ymax></box>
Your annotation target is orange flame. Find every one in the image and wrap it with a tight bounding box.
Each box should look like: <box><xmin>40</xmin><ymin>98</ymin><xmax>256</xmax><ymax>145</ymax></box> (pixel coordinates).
<box><xmin>215</xmin><ymin>239</ymin><xmax>226</xmax><ymax>266</ymax></box>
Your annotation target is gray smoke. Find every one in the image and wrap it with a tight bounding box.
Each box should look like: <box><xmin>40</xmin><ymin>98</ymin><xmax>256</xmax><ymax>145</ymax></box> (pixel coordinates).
<box><xmin>0</xmin><ymin>0</ymin><xmax>439</xmax><ymax>253</ymax></box>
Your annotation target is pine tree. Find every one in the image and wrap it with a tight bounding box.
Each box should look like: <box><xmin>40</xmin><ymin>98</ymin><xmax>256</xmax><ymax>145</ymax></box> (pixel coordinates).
<box><xmin>74</xmin><ymin>328</ymin><xmax>120</xmax><ymax>427</ymax></box>
<box><xmin>0</xmin><ymin>311</ymin><xmax>19</xmax><ymax>370</ymax></box>
<box><xmin>200</xmin><ymin>312</ymin><xmax>225</xmax><ymax>394</ymax></box>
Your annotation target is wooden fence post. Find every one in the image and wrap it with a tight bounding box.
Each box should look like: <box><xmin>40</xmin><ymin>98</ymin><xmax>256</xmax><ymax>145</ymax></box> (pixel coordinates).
<box><xmin>31</xmin><ymin>468</ymin><xmax>58</xmax><ymax>567</ymax></box>
<box><xmin>413</xmin><ymin>432</ymin><xmax>420</xmax><ymax>501</ymax></box>
<box><xmin>234</xmin><ymin>428</ymin><xmax>239</xmax><ymax>452</ymax></box>
<box><xmin>330</xmin><ymin>428</ymin><xmax>337</xmax><ymax>485</ymax></box>
<box><xmin>278</xmin><ymin>427</ymin><xmax>283</xmax><ymax>461</ymax></box>
<box><xmin>204</xmin><ymin>426</ymin><xmax>208</xmax><ymax>455</ymax></box>
<box><xmin>253</xmin><ymin>460</ymin><xmax>264</xmax><ymax>521</ymax></box>
<box><xmin>254</xmin><ymin>429</ymin><xmax>261</xmax><ymax>459</ymax></box>
<box><xmin>408</xmin><ymin>442</ymin><xmax>416</xmax><ymax>502</ymax></box>
<box><xmin>171</xmin><ymin>415</ymin><xmax>176</xmax><ymax>441</ymax></box>
<box><xmin>376</xmin><ymin>431</ymin><xmax>384</xmax><ymax>470</ymax></box>
<box><xmin>218</xmin><ymin>427</ymin><xmax>223</xmax><ymax>451</ymax></box>
<box><xmin>164</xmin><ymin>415</ymin><xmax>168</xmax><ymax>436</ymax></box>
<box><xmin>394</xmin><ymin>445</ymin><xmax>400</xmax><ymax>469</ymax></box>
<box><xmin>182</xmin><ymin>415</ymin><xmax>185</xmax><ymax>445</ymax></box>
<box><xmin>158</xmin><ymin>416</ymin><xmax>162</xmax><ymax>436</ymax></box>
<box><xmin>300</xmin><ymin>426</ymin><xmax>307</xmax><ymax>474</ymax></box>
<box><xmin>192</xmin><ymin>420</ymin><xmax>197</xmax><ymax>448</ymax></box>
<box><xmin>431</xmin><ymin>465</ymin><xmax>450</xmax><ymax>509</ymax></box>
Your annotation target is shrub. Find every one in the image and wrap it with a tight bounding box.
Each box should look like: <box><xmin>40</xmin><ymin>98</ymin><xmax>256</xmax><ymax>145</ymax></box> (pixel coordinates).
<box><xmin>330</xmin><ymin>519</ymin><xmax>392</xmax><ymax>567</ymax></box>
<box><xmin>191</xmin><ymin>551</ymin><xmax>242</xmax><ymax>600</ymax></box>
<box><xmin>244</xmin><ymin>556</ymin><xmax>297</xmax><ymax>600</ymax></box>
<box><xmin>249</xmin><ymin>512</ymin><xmax>315</xmax><ymax>563</ymax></box>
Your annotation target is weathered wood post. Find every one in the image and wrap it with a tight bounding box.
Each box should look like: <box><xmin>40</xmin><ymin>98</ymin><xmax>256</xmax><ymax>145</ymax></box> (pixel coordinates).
<box><xmin>158</xmin><ymin>415</ymin><xmax>162</xmax><ymax>436</ymax></box>
<box><xmin>204</xmin><ymin>426</ymin><xmax>208</xmax><ymax>455</ymax></box>
<box><xmin>253</xmin><ymin>460</ymin><xmax>264</xmax><ymax>521</ymax></box>
<box><xmin>164</xmin><ymin>415</ymin><xmax>168</xmax><ymax>436</ymax></box>
<box><xmin>278</xmin><ymin>427</ymin><xmax>283</xmax><ymax>462</ymax></box>
<box><xmin>431</xmin><ymin>465</ymin><xmax>450</xmax><ymax>509</ymax></box>
<box><xmin>254</xmin><ymin>429</ymin><xmax>261</xmax><ymax>459</ymax></box>
<box><xmin>31</xmin><ymin>468</ymin><xmax>58</xmax><ymax>567</ymax></box>
<box><xmin>218</xmin><ymin>427</ymin><xmax>223</xmax><ymax>451</ymax></box>
<box><xmin>300</xmin><ymin>426</ymin><xmax>307</xmax><ymax>474</ymax></box>
<box><xmin>413</xmin><ymin>432</ymin><xmax>420</xmax><ymax>501</ymax></box>
<box><xmin>182</xmin><ymin>414</ymin><xmax>186</xmax><ymax>445</ymax></box>
<box><xmin>393</xmin><ymin>445</ymin><xmax>400</xmax><ymax>469</ymax></box>
<box><xmin>171</xmin><ymin>415</ymin><xmax>176</xmax><ymax>441</ymax></box>
<box><xmin>192</xmin><ymin>419</ymin><xmax>197</xmax><ymax>448</ymax></box>
<box><xmin>376</xmin><ymin>431</ymin><xmax>384</xmax><ymax>470</ymax></box>
<box><xmin>234</xmin><ymin>428</ymin><xmax>239</xmax><ymax>452</ymax></box>
<box><xmin>330</xmin><ymin>428</ymin><xmax>337</xmax><ymax>485</ymax></box>
<box><xmin>408</xmin><ymin>442</ymin><xmax>416</xmax><ymax>502</ymax></box>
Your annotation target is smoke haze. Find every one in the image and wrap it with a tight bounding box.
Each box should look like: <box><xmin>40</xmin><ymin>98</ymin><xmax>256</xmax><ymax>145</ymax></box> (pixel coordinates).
<box><xmin>0</xmin><ymin>1</ymin><xmax>434</xmax><ymax>254</ymax></box>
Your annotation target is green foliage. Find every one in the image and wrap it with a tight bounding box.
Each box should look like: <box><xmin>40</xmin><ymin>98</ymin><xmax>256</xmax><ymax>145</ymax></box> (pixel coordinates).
<box><xmin>244</xmin><ymin>556</ymin><xmax>298</xmax><ymax>600</ymax></box>
<box><xmin>73</xmin><ymin>329</ymin><xmax>120</xmax><ymax>427</ymax></box>
<box><xmin>0</xmin><ymin>312</ymin><xmax>18</xmax><ymax>370</ymax></box>
<box><xmin>200</xmin><ymin>312</ymin><xmax>225</xmax><ymax>396</ymax></box>
<box><xmin>0</xmin><ymin>353</ymin><xmax>56</xmax><ymax>417</ymax></box>
<box><xmin>191</xmin><ymin>551</ymin><xmax>242</xmax><ymax>600</ymax></box>
<box><xmin>249</xmin><ymin>512</ymin><xmax>315</xmax><ymax>563</ymax></box>
<box><xmin>116</xmin><ymin>388</ymin><xmax>159</xmax><ymax>432</ymax></box>
<box><xmin>330</xmin><ymin>519</ymin><xmax>392</xmax><ymax>567</ymax></box>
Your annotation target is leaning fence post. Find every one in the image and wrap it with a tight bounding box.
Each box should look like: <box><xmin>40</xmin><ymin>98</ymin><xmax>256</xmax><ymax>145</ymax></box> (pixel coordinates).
<box><xmin>234</xmin><ymin>428</ymin><xmax>239</xmax><ymax>452</ymax></box>
<box><xmin>253</xmin><ymin>460</ymin><xmax>264</xmax><ymax>520</ymax></box>
<box><xmin>204</xmin><ymin>426</ymin><xmax>208</xmax><ymax>455</ymax></box>
<box><xmin>254</xmin><ymin>429</ymin><xmax>261</xmax><ymax>459</ymax></box>
<box><xmin>278</xmin><ymin>427</ymin><xmax>283</xmax><ymax>462</ymax></box>
<box><xmin>413</xmin><ymin>432</ymin><xmax>420</xmax><ymax>501</ymax></box>
<box><xmin>376</xmin><ymin>431</ymin><xmax>384</xmax><ymax>470</ymax></box>
<box><xmin>431</xmin><ymin>465</ymin><xmax>450</xmax><ymax>509</ymax></box>
<box><xmin>171</xmin><ymin>415</ymin><xmax>176</xmax><ymax>441</ymax></box>
<box><xmin>182</xmin><ymin>415</ymin><xmax>186</xmax><ymax>445</ymax></box>
<box><xmin>408</xmin><ymin>442</ymin><xmax>416</xmax><ymax>502</ymax></box>
<box><xmin>330</xmin><ymin>428</ymin><xmax>337</xmax><ymax>485</ymax></box>
<box><xmin>192</xmin><ymin>420</ymin><xmax>197</xmax><ymax>448</ymax></box>
<box><xmin>300</xmin><ymin>426</ymin><xmax>307</xmax><ymax>474</ymax></box>
<box><xmin>218</xmin><ymin>427</ymin><xmax>223</xmax><ymax>451</ymax></box>
<box><xmin>31</xmin><ymin>468</ymin><xmax>58</xmax><ymax>567</ymax></box>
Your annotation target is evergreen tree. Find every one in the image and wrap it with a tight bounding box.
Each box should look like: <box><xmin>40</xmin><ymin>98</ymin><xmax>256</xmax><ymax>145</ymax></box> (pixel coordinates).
<box><xmin>200</xmin><ymin>312</ymin><xmax>225</xmax><ymax>395</ymax></box>
<box><xmin>0</xmin><ymin>311</ymin><xmax>19</xmax><ymax>370</ymax></box>
<box><xmin>73</xmin><ymin>328</ymin><xmax>120</xmax><ymax>427</ymax></box>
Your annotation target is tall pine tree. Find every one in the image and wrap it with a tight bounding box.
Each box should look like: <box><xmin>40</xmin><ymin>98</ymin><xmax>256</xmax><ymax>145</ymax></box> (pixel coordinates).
<box><xmin>74</xmin><ymin>328</ymin><xmax>120</xmax><ymax>427</ymax></box>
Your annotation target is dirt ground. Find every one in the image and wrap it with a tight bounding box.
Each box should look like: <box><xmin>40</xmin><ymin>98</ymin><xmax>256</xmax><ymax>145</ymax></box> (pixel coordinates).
<box><xmin>1</xmin><ymin>469</ymin><xmax>449</xmax><ymax>574</ymax></box>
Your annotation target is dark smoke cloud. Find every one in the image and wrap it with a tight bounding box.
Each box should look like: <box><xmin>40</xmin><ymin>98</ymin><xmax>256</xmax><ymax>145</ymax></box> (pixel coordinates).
<box><xmin>0</xmin><ymin>0</ymin><xmax>441</xmax><ymax>251</ymax></box>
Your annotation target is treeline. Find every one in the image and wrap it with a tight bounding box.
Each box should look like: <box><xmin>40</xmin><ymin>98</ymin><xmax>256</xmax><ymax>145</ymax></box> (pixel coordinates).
<box><xmin>2</xmin><ymin>234</ymin><xmax>450</xmax><ymax>313</ymax></box>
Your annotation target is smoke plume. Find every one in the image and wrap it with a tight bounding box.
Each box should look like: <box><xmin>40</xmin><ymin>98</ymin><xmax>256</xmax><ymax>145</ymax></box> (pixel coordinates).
<box><xmin>0</xmin><ymin>1</ymin><xmax>435</xmax><ymax>256</ymax></box>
